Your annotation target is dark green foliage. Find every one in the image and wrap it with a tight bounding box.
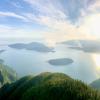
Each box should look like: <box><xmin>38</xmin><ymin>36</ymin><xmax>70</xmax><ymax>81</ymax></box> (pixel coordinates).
<box><xmin>0</xmin><ymin>72</ymin><xmax>100</xmax><ymax>100</ymax></box>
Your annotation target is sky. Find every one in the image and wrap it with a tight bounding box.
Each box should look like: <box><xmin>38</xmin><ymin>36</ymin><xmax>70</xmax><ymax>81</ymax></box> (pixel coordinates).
<box><xmin>0</xmin><ymin>0</ymin><xmax>100</xmax><ymax>45</ymax></box>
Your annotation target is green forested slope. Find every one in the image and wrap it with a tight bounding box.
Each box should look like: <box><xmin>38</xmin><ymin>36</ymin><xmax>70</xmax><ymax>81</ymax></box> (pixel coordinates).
<box><xmin>0</xmin><ymin>72</ymin><xmax>100</xmax><ymax>100</ymax></box>
<box><xmin>0</xmin><ymin>60</ymin><xmax>17</xmax><ymax>87</ymax></box>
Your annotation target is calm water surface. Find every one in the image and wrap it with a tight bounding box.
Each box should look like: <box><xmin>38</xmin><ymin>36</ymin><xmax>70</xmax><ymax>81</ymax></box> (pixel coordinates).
<box><xmin>0</xmin><ymin>39</ymin><xmax>98</xmax><ymax>83</ymax></box>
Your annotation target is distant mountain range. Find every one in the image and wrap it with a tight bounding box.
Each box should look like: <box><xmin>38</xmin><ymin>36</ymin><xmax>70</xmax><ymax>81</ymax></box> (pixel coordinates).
<box><xmin>0</xmin><ymin>59</ymin><xmax>17</xmax><ymax>87</ymax></box>
<box><xmin>0</xmin><ymin>72</ymin><xmax>100</xmax><ymax>100</ymax></box>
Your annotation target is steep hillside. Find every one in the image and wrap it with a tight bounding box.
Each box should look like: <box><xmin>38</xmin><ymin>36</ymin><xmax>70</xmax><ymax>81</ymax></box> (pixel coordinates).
<box><xmin>0</xmin><ymin>72</ymin><xmax>100</xmax><ymax>100</ymax></box>
<box><xmin>0</xmin><ymin>59</ymin><xmax>17</xmax><ymax>87</ymax></box>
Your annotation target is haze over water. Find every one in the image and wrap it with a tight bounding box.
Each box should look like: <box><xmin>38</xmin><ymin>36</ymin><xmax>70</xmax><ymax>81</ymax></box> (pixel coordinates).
<box><xmin>0</xmin><ymin>38</ymin><xmax>98</xmax><ymax>83</ymax></box>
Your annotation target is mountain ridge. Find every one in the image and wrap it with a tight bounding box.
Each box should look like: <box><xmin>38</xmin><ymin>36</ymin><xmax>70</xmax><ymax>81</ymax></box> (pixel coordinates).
<box><xmin>0</xmin><ymin>72</ymin><xmax>100</xmax><ymax>100</ymax></box>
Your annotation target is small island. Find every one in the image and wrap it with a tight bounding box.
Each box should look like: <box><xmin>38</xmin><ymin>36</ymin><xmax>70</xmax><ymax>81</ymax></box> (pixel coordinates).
<box><xmin>48</xmin><ymin>58</ymin><xmax>73</xmax><ymax>66</ymax></box>
<box><xmin>61</xmin><ymin>40</ymin><xmax>100</xmax><ymax>53</ymax></box>
<box><xmin>8</xmin><ymin>42</ymin><xmax>54</xmax><ymax>53</ymax></box>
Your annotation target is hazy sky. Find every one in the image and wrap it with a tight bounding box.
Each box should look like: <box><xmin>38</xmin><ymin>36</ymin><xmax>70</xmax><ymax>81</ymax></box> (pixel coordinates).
<box><xmin>0</xmin><ymin>0</ymin><xmax>100</xmax><ymax>45</ymax></box>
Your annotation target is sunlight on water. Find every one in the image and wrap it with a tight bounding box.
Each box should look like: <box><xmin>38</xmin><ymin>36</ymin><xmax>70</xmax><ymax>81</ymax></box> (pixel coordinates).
<box><xmin>92</xmin><ymin>54</ymin><xmax>100</xmax><ymax>79</ymax></box>
<box><xmin>93</xmin><ymin>54</ymin><xmax>100</xmax><ymax>69</ymax></box>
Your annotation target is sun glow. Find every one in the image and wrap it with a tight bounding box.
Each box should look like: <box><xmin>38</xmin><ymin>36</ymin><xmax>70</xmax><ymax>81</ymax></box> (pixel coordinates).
<box><xmin>84</xmin><ymin>14</ymin><xmax>100</xmax><ymax>71</ymax></box>
<box><xmin>81</xmin><ymin>14</ymin><xmax>100</xmax><ymax>39</ymax></box>
<box><xmin>93</xmin><ymin>54</ymin><xmax>100</xmax><ymax>70</ymax></box>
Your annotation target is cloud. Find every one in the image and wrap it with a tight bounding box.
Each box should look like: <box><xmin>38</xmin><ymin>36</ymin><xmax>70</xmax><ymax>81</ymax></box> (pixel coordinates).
<box><xmin>0</xmin><ymin>0</ymin><xmax>98</xmax><ymax>28</ymax></box>
<box><xmin>0</xmin><ymin>25</ymin><xmax>29</xmax><ymax>38</ymax></box>
<box><xmin>0</xmin><ymin>24</ymin><xmax>46</xmax><ymax>39</ymax></box>
<box><xmin>22</xmin><ymin>0</ymin><xmax>78</xmax><ymax>41</ymax></box>
<box><xmin>23</xmin><ymin>0</ymin><xmax>68</xmax><ymax>26</ymax></box>
<box><xmin>0</xmin><ymin>25</ymin><xmax>25</xmax><ymax>38</ymax></box>
<box><xmin>0</xmin><ymin>0</ymin><xmax>99</xmax><ymax>46</ymax></box>
<box><xmin>78</xmin><ymin>13</ymin><xmax>100</xmax><ymax>39</ymax></box>
<box><xmin>0</xmin><ymin>11</ymin><xmax>27</xmax><ymax>21</ymax></box>
<box><xmin>88</xmin><ymin>0</ymin><xmax>100</xmax><ymax>13</ymax></box>
<box><xmin>10</xmin><ymin>2</ymin><xmax>23</xmax><ymax>8</ymax></box>
<box><xmin>24</xmin><ymin>0</ymin><xmax>66</xmax><ymax>18</ymax></box>
<box><xmin>0</xmin><ymin>0</ymin><xmax>97</xmax><ymax>43</ymax></box>
<box><xmin>23</xmin><ymin>0</ymin><xmax>96</xmax><ymax>22</ymax></box>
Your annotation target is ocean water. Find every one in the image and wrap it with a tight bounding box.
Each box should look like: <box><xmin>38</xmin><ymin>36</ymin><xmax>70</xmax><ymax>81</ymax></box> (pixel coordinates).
<box><xmin>0</xmin><ymin>38</ymin><xmax>98</xmax><ymax>83</ymax></box>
